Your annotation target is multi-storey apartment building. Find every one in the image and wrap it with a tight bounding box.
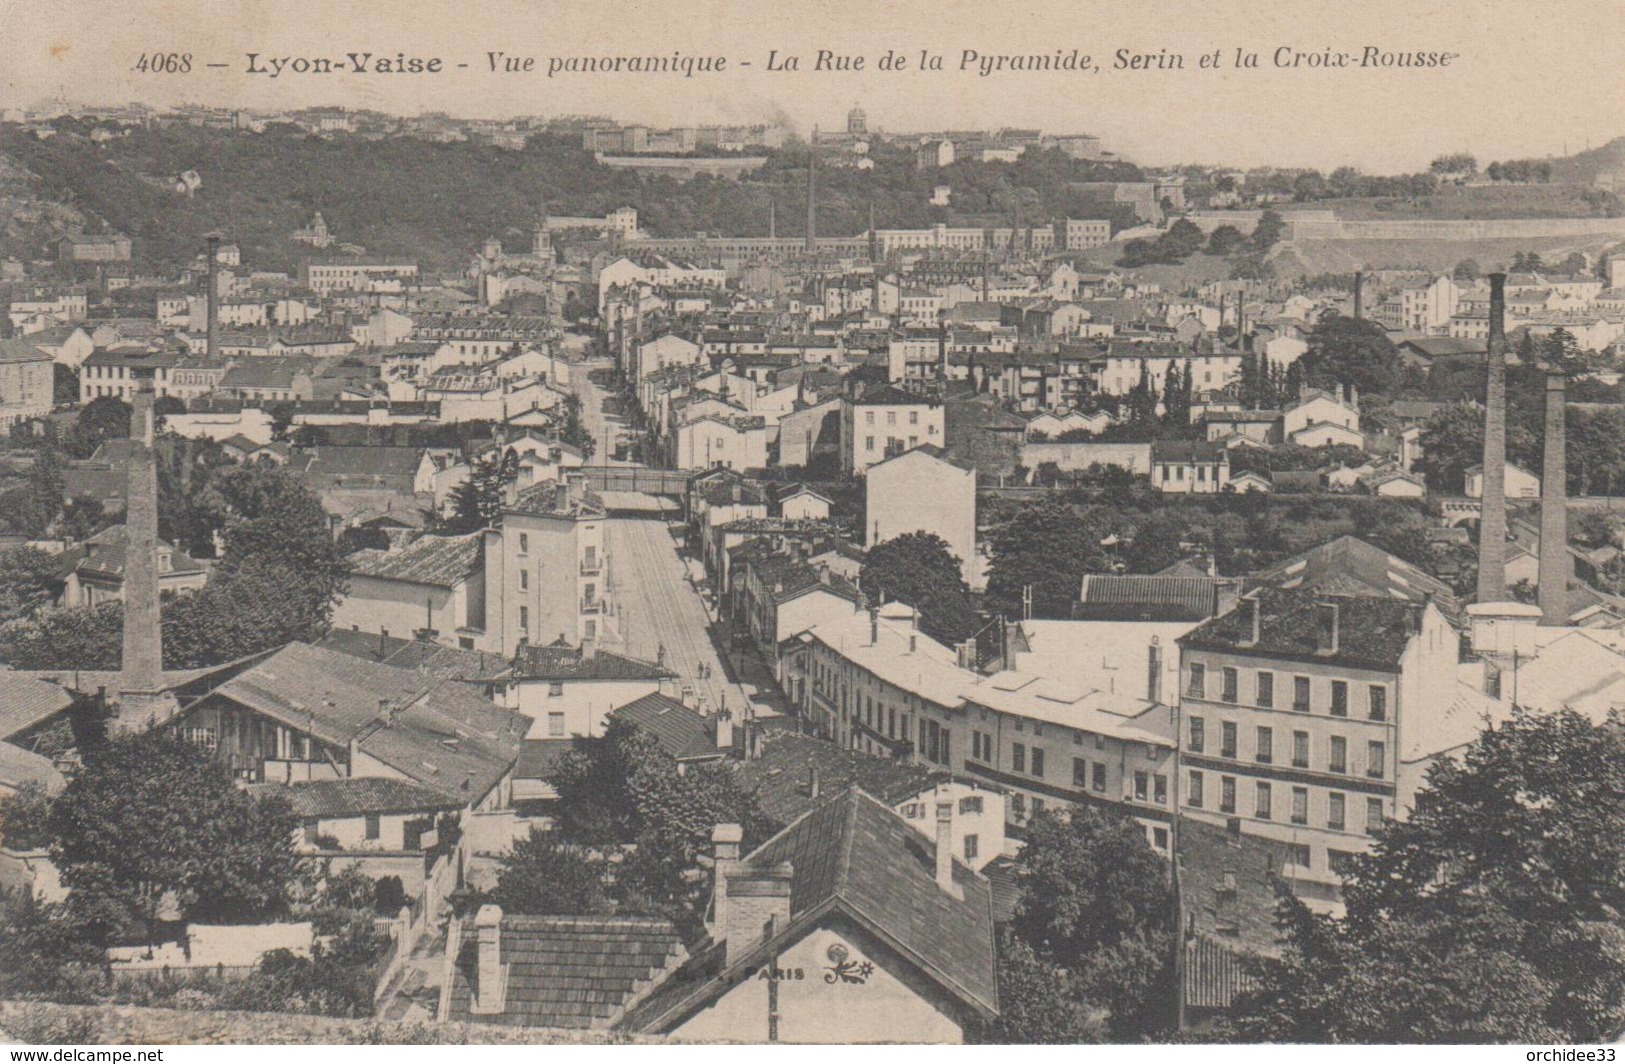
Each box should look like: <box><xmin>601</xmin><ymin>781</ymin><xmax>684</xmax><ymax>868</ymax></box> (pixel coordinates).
<box><xmin>782</xmin><ymin>601</ymin><xmax>1179</xmax><ymax>851</ymax></box>
<box><xmin>1175</xmin><ymin>588</ymin><xmax>1457</xmax><ymax>904</ymax></box>
<box><xmin>482</xmin><ymin>478</ymin><xmax>613</xmax><ymax>655</ymax></box>
<box><xmin>300</xmin><ymin>257</ymin><xmax>420</xmax><ymax>294</ymax></box>
<box><xmin>839</xmin><ymin>387</ymin><xmax>945</xmax><ymax>476</ymax></box>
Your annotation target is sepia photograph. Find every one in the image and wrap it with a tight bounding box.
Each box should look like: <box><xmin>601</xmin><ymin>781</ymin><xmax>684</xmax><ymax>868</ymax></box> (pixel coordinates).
<box><xmin>0</xmin><ymin>0</ymin><xmax>1624</xmax><ymax>1050</ymax></box>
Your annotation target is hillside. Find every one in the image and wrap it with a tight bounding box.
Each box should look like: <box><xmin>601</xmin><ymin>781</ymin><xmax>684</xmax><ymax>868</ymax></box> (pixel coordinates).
<box><xmin>1540</xmin><ymin>135</ymin><xmax>1625</xmax><ymax>186</ymax></box>
<box><xmin>0</xmin><ymin>122</ymin><xmax>1139</xmax><ymax>275</ymax></box>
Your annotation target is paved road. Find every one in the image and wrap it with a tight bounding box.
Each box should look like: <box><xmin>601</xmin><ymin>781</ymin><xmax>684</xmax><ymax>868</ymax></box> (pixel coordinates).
<box><xmin>607</xmin><ymin>517</ymin><xmax>777</xmax><ymax>718</ymax></box>
<box><xmin>566</xmin><ymin>352</ymin><xmax>628</xmax><ymax>464</ymax></box>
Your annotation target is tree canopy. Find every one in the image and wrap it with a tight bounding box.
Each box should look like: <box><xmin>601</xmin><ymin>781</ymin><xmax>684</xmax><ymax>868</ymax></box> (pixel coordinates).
<box><xmin>49</xmin><ymin>730</ymin><xmax>305</xmax><ymax>946</ymax></box>
<box><xmin>997</xmin><ymin>806</ymin><xmax>1177</xmax><ymax>1040</ymax></box>
<box><xmin>859</xmin><ymin>531</ymin><xmax>981</xmax><ymax>646</ymax></box>
<box><xmin>1224</xmin><ymin>709</ymin><xmax>1625</xmax><ymax>1043</ymax></box>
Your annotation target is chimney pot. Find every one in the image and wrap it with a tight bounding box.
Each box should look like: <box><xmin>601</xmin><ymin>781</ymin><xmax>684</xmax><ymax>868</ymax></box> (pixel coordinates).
<box><xmin>471</xmin><ymin>903</ymin><xmax>506</xmax><ymax>1015</ymax></box>
<box><xmin>807</xmin><ymin>764</ymin><xmax>820</xmax><ymax>799</ymax></box>
<box><xmin>934</xmin><ymin>796</ymin><xmax>960</xmax><ymax>895</ymax></box>
<box><xmin>1315</xmin><ymin>601</ymin><xmax>1341</xmax><ymax>656</ymax></box>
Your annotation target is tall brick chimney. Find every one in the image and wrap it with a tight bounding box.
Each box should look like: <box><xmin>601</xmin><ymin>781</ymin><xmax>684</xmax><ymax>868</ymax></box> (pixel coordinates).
<box><xmin>1352</xmin><ymin>270</ymin><xmax>1363</xmax><ymax>320</ymax></box>
<box><xmin>205</xmin><ymin>233</ymin><xmax>221</xmax><ymax>361</ymax></box>
<box><xmin>804</xmin><ymin>148</ymin><xmax>817</xmax><ymax>253</ymax></box>
<box><xmin>1538</xmin><ymin>371</ymin><xmax>1568</xmax><ymax>625</ymax></box>
<box><xmin>1476</xmin><ymin>272</ymin><xmax>1510</xmax><ymax>603</ymax></box>
<box><xmin>119</xmin><ymin>368</ymin><xmax>166</xmax><ymax>726</ymax></box>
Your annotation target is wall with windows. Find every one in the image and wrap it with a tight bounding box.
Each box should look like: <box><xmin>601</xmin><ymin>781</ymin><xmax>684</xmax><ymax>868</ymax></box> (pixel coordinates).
<box><xmin>1177</xmin><ymin>648</ymin><xmax>1404</xmax><ymax>888</ymax></box>
<box><xmin>509</xmin><ymin>678</ymin><xmax>663</xmax><ymax>739</ymax></box>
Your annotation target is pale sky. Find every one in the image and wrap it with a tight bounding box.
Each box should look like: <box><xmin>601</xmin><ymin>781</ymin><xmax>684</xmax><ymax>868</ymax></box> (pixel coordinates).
<box><xmin>2</xmin><ymin>0</ymin><xmax>1622</xmax><ymax>171</ymax></box>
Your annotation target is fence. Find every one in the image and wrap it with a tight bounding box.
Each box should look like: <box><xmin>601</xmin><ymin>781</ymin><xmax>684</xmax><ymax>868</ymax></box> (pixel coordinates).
<box><xmin>371</xmin><ymin>850</ymin><xmax>458</xmax><ymax>1003</ymax></box>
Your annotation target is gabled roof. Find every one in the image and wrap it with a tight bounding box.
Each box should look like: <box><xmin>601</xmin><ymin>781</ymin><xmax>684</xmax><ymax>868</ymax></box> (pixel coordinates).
<box><xmin>446</xmin><ymin>915</ymin><xmax>686</xmax><ymax>1029</ymax></box>
<box><xmin>0</xmin><ymin>673</ymin><xmax>75</xmax><ymax>742</ymax></box>
<box><xmin>347</xmin><ymin>533</ymin><xmax>482</xmax><ymax>590</ymax></box>
<box><xmin>624</xmin><ymin>789</ymin><xmax>998</xmax><ymax>1031</ymax></box>
<box><xmin>1077</xmin><ymin>574</ymin><xmax>1228</xmax><ymax>622</ymax></box>
<box><xmin>74</xmin><ymin>524</ymin><xmax>206</xmax><ymax>581</ymax></box>
<box><xmin>194</xmin><ymin>642</ymin><xmax>525</xmax><ymax>802</ymax></box>
<box><xmin>509</xmin><ymin>644</ymin><xmax>673</xmax><ymax>683</ymax></box>
<box><xmin>1180</xmin><ymin>588</ymin><xmax>1424</xmax><ymax>670</ymax></box>
<box><xmin>314</xmin><ymin>628</ymin><xmax>509</xmax><ymax>682</ymax></box>
<box><xmin>610</xmin><ymin>693</ymin><xmax>727</xmax><ymax>762</ymax></box>
<box><xmin>1248</xmin><ymin>535</ymin><xmax>1458</xmax><ymax>616</ymax></box>
<box><xmin>736</xmin><ymin>732</ymin><xmax>947</xmax><ymax>827</ymax></box>
<box><xmin>248</xmin><ymin>776</ymin><xmax>462</xmax><ymax>819</ymax></box>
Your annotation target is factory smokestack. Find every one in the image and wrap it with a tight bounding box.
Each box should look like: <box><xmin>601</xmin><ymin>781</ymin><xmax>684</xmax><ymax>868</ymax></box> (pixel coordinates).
<box><xmin>119</xmin><ymin>368</ymin><xmax>166</xmax><ymax>726</ymax></box>
<box><xmin>205</xmin><ymin>233</ymin><xmax>221</xmax><ymax>361</ymax></box>
<box><xmin>805</xmin><ymin>148</ymin><xmax>817</xmax><ymax>253</ymax></box>
<box><xmin>1476</xmin><ymin>272</ymin><xmax>1509</xmax><ymax>603</ymax></box>
<box><xmin>1538</xmin><ymin>371</ymin><xmax>1568</xmax><ymax>625</ymax></box>
<box><xmin>1352</xmin><ymin>271</ymin><xmax>1363</xmax><ymax>320</ymax></box>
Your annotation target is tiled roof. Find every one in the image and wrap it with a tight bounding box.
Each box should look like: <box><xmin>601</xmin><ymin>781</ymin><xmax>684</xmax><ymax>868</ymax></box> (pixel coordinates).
<box><xmin>0</xmin><ymin>674</ymin><xmax>75</xmax><ymax>742</ymax></box>
<box><xmin>1247</xmin><ymin>535</ymin><xmax>1459</xmax><ymax>617</ymax></box>
<box><xmin>314</xmin><ymin>629</ymin><xmax>509</xmax><ymax>682</ymax></box>
<box><xmin>625</xmin><ymin>789</ymin><xmax>998</xmax><ymax>1031</ymax></box>
<box><xmin>195</xmin><ymin>642</ymin><xmax>525</xmax><ymax>802</ymax></box>
<box><xmin>292</xmin><ymin>446</ymin><xmax>424</xmax><ymax>479</ymax></box>
<box><xmin>1077</xmin><ymin>574</ymin><xmax>1229</xmax><ymax>622</ymax></box>
<box><xmin>74</xmin><ymin>525</ymin><xmax>206</xmax><ymax>581</ymax></box>
<box><xmin>508</xmin><ymin>481</ymin><xmax>605</xmax><ymax>519</ymax></box>
<box><xmin>446</xmin><ymin>915</ymin><xmax>685</xmax><ymax>1029</ymax></box>
<box><xmin>509</xmin><ymin>645</ymin><xmax>672</xmax><ymax>683</ymax></box>
<box><xmin>736</xmin><ymin>732</ymin><xmax>946</xmax><ymax>827</ymax></box>
<box><xmin>248</xmin><ymin>776</ymin><xmax>462</xmax><ymax>819</ymax></box>
<box><xmin>513</xmin><ymin>738</ymin><xmax>586</xmax><ymax>781</ymax></box>
<box><xmin>0</xmin><ymin>742</ymin><xmax>65</xmax><ymax>793</ymax></box>
<box><xmin>610</xmin><ymin>693</ymin><xmax>726</xmax><ymax>762</ymax></box>
<box><xmin>1180</xmin><ymin>587</ymin><xmax>1423</xmax><ymax>670</ymax></box>
<box><xmin>0</xmin><ymin>339</ymin><xmax>51</xmax><ymax>365</ymax></box>
<box><xmin>347</xmin><ymin>533</ymin><xmax>481</xmax><ymax>589</ymax></box>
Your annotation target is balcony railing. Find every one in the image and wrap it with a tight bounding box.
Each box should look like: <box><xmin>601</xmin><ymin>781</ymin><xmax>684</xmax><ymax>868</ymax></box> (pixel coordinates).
<box><xmin>580</xmin><ymin>557</ymin><xmax>603</xmax><ymax>575</ymax></box>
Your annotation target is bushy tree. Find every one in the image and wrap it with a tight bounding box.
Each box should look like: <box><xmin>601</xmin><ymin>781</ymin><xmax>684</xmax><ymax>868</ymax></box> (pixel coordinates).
<box><xmin>1004</xmin><ymin>806</ymin><xmax>1176</xmax><ymax>1040</ymax></box>
<box><xmin>552</xmin><ymin>719</ymin><xmax>771</xmax><ymax>937</ymax></box>
<box><xmin>860</xmin><ymin>532</ymin><xmax>980</xmax><ymax>646</ymax></box>
<box><xmin>66</xmin><ymin>397</ymin><xmax>131</xmax><ymax>459</ymax></box>
<box><xmin>1205</xmin><ymin>225</ymin><xmax>1247</xmax><ymax>257</ymax></box>
<box><xmin>492</xmin><ymin>828</ymin><xmax>612</xmax><ymax>915</ymax></box>
<box><xmin>50</xmin><ymin>731</ymin><xmax>305</xmax><ymax>946</ymax></box>
<box><xmin>0</xmin><ymin>602</ymin><xmax>124</xmax><ymax>670</ymax></box>
<box><xmin>441</xmin><ymin>451</ymin><xmax>515</xmax><ymax>533</ymax></box>
<box><xmin>986</xmin><ymin>499</ymin><xmax>1124</xmax><ymax>618</ymax></box>
<box><xmin>1300</xmin><ymin>313</ymin><xmax>1403</xmax><ymax>397</ymax></box>
<box><xmin>0</xmin><ymin>546</ymin><xmax>64</xmax><ymax>625</ymax></box>
<box><xmin>975</xmin><ymin>933</ymin><xmax>1107</xmax><ymax>1044</ymax></box>
<box><xmin>1225</xmin><ymin>709</ymin><xmax>1625</xmax><ymax>1043</ymax></box>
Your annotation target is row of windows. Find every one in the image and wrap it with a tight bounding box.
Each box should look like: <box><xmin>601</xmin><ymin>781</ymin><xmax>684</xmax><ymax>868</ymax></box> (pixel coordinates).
<box><xmin>1188</xmin><ymin>717</ymin><xmax>1387</xmax><ymax>778</ymax></box>
<box><xmin>1187</xmin><ymin>771</ymin><xmax>1386</xmax><ymax>834</ymax></box>
<box><xmin>1188</xmin><ymin>664</ymin><xmax>1388</xmax><ymax>720</ymax></box>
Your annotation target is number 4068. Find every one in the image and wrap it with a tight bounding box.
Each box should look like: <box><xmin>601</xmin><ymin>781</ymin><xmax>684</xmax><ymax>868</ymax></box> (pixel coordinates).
<box><xmin>134</xmin><ymin>53</ymin><xmax>192</xmax><ymax>73</ymax></box>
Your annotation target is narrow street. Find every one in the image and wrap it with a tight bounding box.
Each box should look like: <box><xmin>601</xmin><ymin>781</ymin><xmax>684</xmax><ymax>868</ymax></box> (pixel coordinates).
<box><xmin>606</xmin><ymin>517</ymin><xmax>760</xmax><ymax>718</ymax></box>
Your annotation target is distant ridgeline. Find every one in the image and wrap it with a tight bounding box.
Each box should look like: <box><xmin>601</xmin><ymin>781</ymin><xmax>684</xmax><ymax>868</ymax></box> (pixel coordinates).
<box><xmin>0</xmin><ymin>123</ymin><xmax>1142</xmax><ymax>274</ymax></box>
